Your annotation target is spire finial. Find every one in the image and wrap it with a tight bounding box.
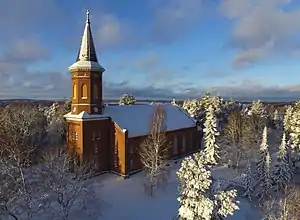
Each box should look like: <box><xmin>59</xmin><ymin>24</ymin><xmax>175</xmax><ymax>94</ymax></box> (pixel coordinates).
<box><xmin>86</xmin><ymin>10</ymin><xmax>90</xmax><ymax>23</ymax></box>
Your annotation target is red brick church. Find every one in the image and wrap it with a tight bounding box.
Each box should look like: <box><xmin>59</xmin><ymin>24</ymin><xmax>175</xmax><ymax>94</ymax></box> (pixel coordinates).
<box><xmin>64</xmin><ymin>11</ymin><xmax>202</xmax><ymax>177</ymax></box>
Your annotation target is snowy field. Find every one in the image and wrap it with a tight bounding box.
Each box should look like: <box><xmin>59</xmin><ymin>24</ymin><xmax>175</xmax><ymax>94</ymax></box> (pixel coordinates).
<box><xmin>78</xmin><ymin>160</ymin><xmax>263</xmax><ymax>220</ymax></box>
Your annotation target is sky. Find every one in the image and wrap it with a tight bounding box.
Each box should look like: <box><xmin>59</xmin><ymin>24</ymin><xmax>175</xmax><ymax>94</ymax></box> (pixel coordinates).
<box><xmin>1</xmin><ymin>0</ymin><xmax>300</xmax><ymax>101</ymax></box>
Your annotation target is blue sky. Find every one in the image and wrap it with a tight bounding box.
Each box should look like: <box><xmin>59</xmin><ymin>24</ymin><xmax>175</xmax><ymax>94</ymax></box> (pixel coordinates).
<box><xmin>1</xmin><ymin>0</ymin><xmax>300</xmax><ymax>101</ymax></box>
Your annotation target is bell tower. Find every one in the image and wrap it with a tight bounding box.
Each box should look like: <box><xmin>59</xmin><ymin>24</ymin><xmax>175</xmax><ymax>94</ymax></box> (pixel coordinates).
<box><xmin>64</xmin><ymin>10</ymin><xmax>112</xmax><ymax>172</ymax></box>
<box><xmin>69</xmin><ymin>10</ymin><xmax>105</xmax><ymax>115</ymax></box>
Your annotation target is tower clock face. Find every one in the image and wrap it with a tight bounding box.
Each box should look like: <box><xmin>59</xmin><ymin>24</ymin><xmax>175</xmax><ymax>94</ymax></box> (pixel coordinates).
<box><xmin>94</xmin><ymin>107</ymin><xmax>98</xmax><ymax>112</ymax></box>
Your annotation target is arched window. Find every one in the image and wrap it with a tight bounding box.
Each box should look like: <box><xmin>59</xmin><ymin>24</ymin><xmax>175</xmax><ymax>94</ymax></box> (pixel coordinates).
<box><xmin>81</xmin><ymin>84</ymin><xmax>87</xmax><ymax>99</ymax></box>
<box><xmin>72</xmin><ymin>84</ymin><xmax>77</xmax><ymax>99</ymax></box>
<box><xmin>93</xmin><ymin>84</ymin><xmax>98</xmax><ymax>99</ymax></box>
<box><xmin>173</xmin><ymin>136</ymin><xmax>178</xmax><ymax>156</ymax></box>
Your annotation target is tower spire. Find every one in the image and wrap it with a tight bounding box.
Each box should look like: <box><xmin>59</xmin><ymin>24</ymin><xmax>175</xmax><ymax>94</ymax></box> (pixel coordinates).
<box><xmin>86</xmin><ymin>10</ymin><xmax>90</xmax><ymax>23</ymax></box>
<box><xmin>69</xmin><ymin>10</ymin><xmax>104</xmax><ymax>72</ymax></box>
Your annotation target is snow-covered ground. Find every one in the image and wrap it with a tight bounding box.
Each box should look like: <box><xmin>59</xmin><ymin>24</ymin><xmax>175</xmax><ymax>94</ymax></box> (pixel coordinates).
<box><xmin>82</xmin><ymin>160</ymin><xmax>263</xmax><ymax>220</ymax></box>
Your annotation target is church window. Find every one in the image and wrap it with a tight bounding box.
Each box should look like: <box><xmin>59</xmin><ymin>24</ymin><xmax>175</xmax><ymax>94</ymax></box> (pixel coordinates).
<box><xmin>93</xmin><ymin>84</ymin><xmax>98</xmax><ymax>99</ymax></box>
<box><xmin>71</xmin><ymin>131</ymin><xmax>78</xmax><ymax>141</ymax></box>
<box><xmin>173</xmin><ymin>136</ymin><xmax>178</xmax><ymax>155</ymax></box>
<box><xmin>81</xmin><ymin>84</ymin><xmax>88</xmax><ymax>99</ymax></box>
<box><xmin>73</xmin><ymin>84</ymin><xmax>77</xmax><ymax>99</ymax></box>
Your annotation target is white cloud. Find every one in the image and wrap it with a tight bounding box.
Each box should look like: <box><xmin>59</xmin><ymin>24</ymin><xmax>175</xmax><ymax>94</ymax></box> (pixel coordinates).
<box><xmin>219</xmin><ymin>0</ymin><xmax>300</xmax><ymax>67</ymax></box>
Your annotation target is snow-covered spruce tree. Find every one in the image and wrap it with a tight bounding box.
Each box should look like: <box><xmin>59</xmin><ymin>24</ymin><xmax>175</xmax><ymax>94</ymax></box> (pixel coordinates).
<box><xmin>258</xmin><ymin>151</ymin><xmax>272</xmax><ymax>202</ymax></box>
<box><xmin>177</xmin><ymin>152</ymin><xmax>239</xmax><ymax>220</ymax></box>
<box><xmin>286</xmin><ymin>105</ymin><xmax>300</xmax><ymax>151</ymax></box>
<box><xmin>203</xmin><ymin>104</ymin><xmax>220</xmax><ymax>165</ymax></box>
<box><xmin>255</xmin><ymin>126</ymin><xmax>269</xmax><ymax>181</ymax></box>
<box><xmin>199</xmin><ymin>93</ymin><xmax>212</xmax><ymax>110</ymax></box>
<box><xmin>119</xmin><ymin>93</ymin><xmax>136</xmax><ymax>105</ymax></box>
<box><xmin>283</xmin><ymin>105</ymin><xmax>293</xmax><ymax>134</ymax></box>
<box><xmin>255</xmin><ymin>127</ymin><xmax>272</xmax><ymax>202</ymax></box>
<box><xmin>272</xmin><ymin>133</ymin><xmax>293</xmax><ymax>193</ymax></box>
<box><xmin>242</xmin><ymin>163</ymin><xmax>254</xmax><ymax>201</ymax></box>
<box><xmin>273</xmin><ymin>109</ymin><xmax>281</xmax><ymax>130</ymax></box>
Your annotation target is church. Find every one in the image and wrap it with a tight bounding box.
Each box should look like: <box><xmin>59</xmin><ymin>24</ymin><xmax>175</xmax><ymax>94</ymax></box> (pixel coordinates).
<box><xmin>64</xmin><ymin>11</ymin><xmax>202</xmax><ymax>177</ymax></box>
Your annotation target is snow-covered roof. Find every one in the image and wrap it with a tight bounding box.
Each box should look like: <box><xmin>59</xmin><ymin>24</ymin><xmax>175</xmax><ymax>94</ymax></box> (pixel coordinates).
<box><xmin>64</xmin><ymin>111</ymin><xmax>109</xmax><ymax>120</ymax></box>
<box><xmin>104</xmin><ymin>104</ymin><xmax>196</xmax><ymax>138</ymax></box>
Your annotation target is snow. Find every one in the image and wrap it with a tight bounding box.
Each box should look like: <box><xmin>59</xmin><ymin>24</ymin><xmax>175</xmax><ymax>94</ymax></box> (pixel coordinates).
<box><xmin>88</xmin><ymin>161</ymin><xmax>262</xmax><ymax>220</ymax></box>
<box><xmin>69</xmin><ymin>61</ymin><xmax>104</xmax><ymax>71</ymax></box>
<box><xmin>104</xmin><ymin>104</ymin><xmax>196</xmax><ymax>138</ymax></box>
<box><xmin>64</xmin><ymin>111</ymin><xmax>110</xmax><ymax>120</ymax></box>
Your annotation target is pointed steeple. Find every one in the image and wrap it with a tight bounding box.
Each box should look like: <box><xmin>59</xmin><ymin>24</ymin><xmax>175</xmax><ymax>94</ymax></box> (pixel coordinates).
<box><xmin>69</xmin><ymin>10</ymin><xmax>104</xmax><ymax>72</ymax></box>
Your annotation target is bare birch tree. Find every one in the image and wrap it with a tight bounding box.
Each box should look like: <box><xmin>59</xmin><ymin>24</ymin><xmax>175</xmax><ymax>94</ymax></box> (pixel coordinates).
<box><xmin>37</xmin><ymin>147</ymin><xmax>101</xmax><ymax>220</ymax></box>
<box><xmin>0</xmin><ymin>104</ymin><xmax>49</xmax><ymax>219</ymax></box>
<box><xmin>139</xmin><ymin>104</ymin><xmax>171</xmax><ymax>196</ymax></box>
<box><xmin>221</xmin><ymin>110</ymin><xmax>256</xmax><ymax>167</ymax></box>
<box><xmin>266</xmin><ymin>185</ymin><xmax>300</xmax><ymax>220</ymax></box>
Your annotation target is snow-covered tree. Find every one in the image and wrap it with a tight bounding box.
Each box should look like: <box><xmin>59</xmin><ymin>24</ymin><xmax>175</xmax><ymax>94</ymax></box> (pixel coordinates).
<box><xmin>177</xmin><ymin>152</ymin><xmax>239</xmax><ymax>220</ymax></box>
<box><xmin>242</xmin><ymin>163</ymin><xmax>254</xmax><ymax>201</ymax></box>
<box><xmin>283</xmin><ymin>106</ymin><xmax>293</xmax><ymax>134</ymax></box>
<box><xmin>203</xmin><ymin>104</ymin><xmax>220</xmax><ymax>165</ymax></box>
<box><xmin>199</xmin><ymin>93</ymin><xmax>212</xmax><ymax>110</ymax></box>
<box><xmin>65</xmin><ymin>97</ymin><xmax>71</xmax><ymax>112</ymax></box>
<box><xmin>182</xmin><ymin>99</ymin><xmax>201</xmax><ymax>118</ymax></box>
<box><xmin>119</xmin><ymin>93</ymin><xmax>136</xmax><ymax>105</ymax></box>
<box><xmin>248</xmin><ymin>100</ymin><xmax>265</xmax><ymax>116</ymax></box>
<box><xmin>256</xmin><ymin>126</ymin><xmax>269</xmax><ymax>178</ymax></box>
<box><xmin>273</xmin><ymin>109</ymin><xmax>282</xmax><ymax>130</ymax></box>
<box><xmin>247</xmin><ymin>100</ymin><xmax>266</xmax><ymax>143</ymax></box>
<box><xmin>272</xmin><ymin>133</ymin><xmax>293</xmax><ymax>193</ymax></box>
<box><xmin>171</xmin><ymin>98</ymin><xmax>177</xmax><ymax>106</ymax></box>
<box><xmin>286</xmin><ymin>105</ymin><xmax>300</xmax><ymax>151</ymax></box>
<box><xmin>258</xmin><ymin>151</ymin><xmax>272</xmax><ymax>202</ymax></box>
<box><xmin>44</xmin><ymin>102</ymin><xmax>66</xmax><ymax>146</ymax></box>
<box><xmin>255</xmin><ymin>127</ymin><xmax>272</xmax><ymax>202</ymax></box>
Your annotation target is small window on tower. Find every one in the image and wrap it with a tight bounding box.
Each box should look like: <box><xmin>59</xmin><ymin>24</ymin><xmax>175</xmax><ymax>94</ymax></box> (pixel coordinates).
<box><xmin>94</xmin><ymin>84</ymin><xmax>98</xmax><ymax>99</ymax></box>
<box><xmin>81</xmin><ymin>84</ymin><xmax>88</xmax><ymax>99</ymax></box>
<box><xmin>73</xmin><ymin>84</ymin><xmax>77</xmax><ymax>99</ymax></box>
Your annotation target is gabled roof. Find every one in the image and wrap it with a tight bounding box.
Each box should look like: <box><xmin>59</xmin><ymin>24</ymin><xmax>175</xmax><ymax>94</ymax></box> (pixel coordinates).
<box><xmin>104</xmin><ymin>104</ymin><xmax>196</xmax><ymax>138</ymax></box>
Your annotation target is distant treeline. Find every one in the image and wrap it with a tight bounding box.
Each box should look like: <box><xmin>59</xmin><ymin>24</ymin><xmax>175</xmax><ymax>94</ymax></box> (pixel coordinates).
<box><xmin>0</xmin><ymin>98</ymin><xmax>296</xmax><ymax>108</ymax></box>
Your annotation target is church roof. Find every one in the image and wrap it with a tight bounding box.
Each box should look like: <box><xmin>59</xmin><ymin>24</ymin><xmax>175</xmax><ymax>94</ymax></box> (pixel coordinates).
<box><xmin>104</xmin><ymin>104</ymin><xmax>196</xmax><ymax>138</ymax></box>
<box><xmin>69</xmin><ymin>10</ymin><xmax>104</xmax><ymax>72</ymax></box>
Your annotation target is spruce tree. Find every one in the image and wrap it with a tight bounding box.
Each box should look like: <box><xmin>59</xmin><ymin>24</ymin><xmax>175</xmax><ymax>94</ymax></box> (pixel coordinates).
<box><xmin>177</xmin><ymin>152</ymin><xmax>239</xmax><ymax>220</ymax></box>
<box><xmin>256</xmin><ymin>126</ymin><xmax>269</xmax><ymax>181</ymax></box>
<box><xmin>258</xmin><ymin>151</ymin><xmax>272</xmax><ymax>202</ymax></box>
<box><xmin>242</xmin><ymin>162</ymin><xmax>254</xmax><ymax>201</ymax></box>
<box><xmin>203</xmin><ymin>104</ymin><xmax>220</xmax><ymax>165</ymax></box>
<box><xmin>272</xmin><ymin>133</ymin><xmax>292</xmax><ymax>192</ymax></box>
